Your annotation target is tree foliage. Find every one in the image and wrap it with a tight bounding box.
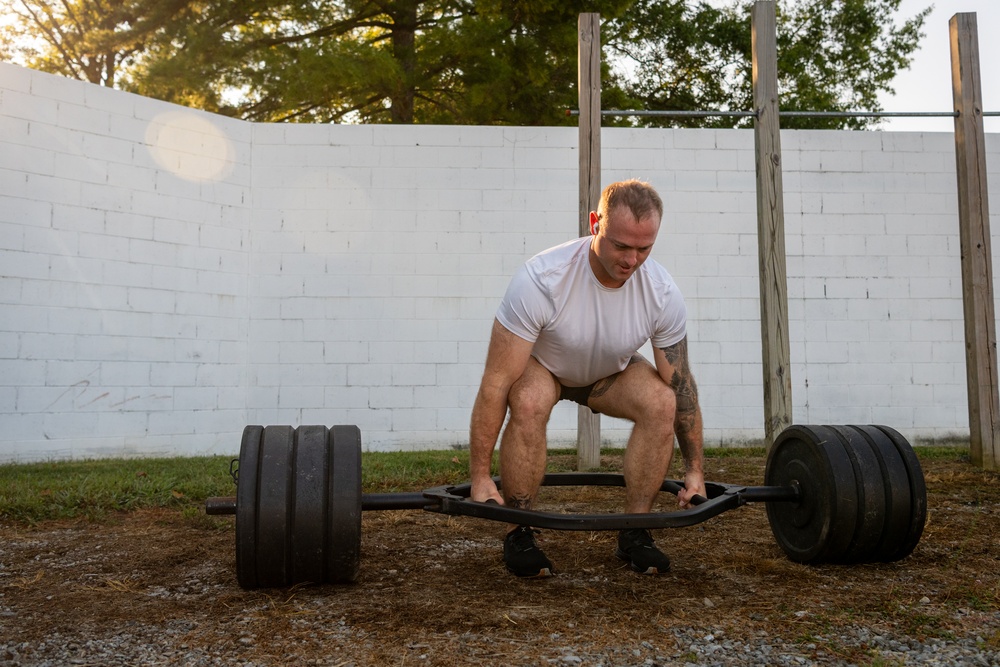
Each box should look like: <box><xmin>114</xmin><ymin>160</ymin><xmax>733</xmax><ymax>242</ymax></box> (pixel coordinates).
<box><xmin>0</xmin><ymin>0</ymin><xmax>929</xmax><ymax>128</ymax></box>
<box><xmin>606</xmin><ymin>0</ymin><xmax>931</xmax><ymax>129</ymax></box>
<box><xmin>0</xmin><ymin>0</ymin><xmax>190</xmax><ymax>87</ymax></box>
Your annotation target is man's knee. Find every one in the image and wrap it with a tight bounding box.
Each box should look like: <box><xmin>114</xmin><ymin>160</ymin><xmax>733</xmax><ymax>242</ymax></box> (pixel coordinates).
<box><xmin>507</xmin><ymin>388</ymin><xmax>557</xmax><ymax>425</ymax></box>
<box><xmin>507</xmin><ymin>362</ymin><xmax>559</xmax><ymax>425</ymax></box>
<box><xmin>634</xmin><ymin>381</ymin><xmax>677</xmax><ymax>427</ymax></box>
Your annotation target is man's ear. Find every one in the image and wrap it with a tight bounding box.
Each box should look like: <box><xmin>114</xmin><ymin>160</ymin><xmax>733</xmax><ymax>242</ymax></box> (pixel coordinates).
<box><xmin>589</xmin><ymin>211</ymin><xmax>599</xmax><ymax>235</ymax></box>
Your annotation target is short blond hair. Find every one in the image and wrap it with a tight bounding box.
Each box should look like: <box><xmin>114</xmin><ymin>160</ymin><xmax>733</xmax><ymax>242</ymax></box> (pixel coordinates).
<box><xmin>597</xmin><ymin>179</ymin><xmax>663</xmax><ymax>223</ymax></box>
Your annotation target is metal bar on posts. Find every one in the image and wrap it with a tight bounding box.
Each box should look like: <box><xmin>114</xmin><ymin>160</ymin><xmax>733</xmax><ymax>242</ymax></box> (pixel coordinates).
<box><xmin>751</xmin><ymin>1</ymin><xmax>792</xmax><ymax>448</ymax></box>
<box><xmin>950</xmin><ymin>12</ymin><xmax>999</xmax><ymax>470</ymax></box>
<box><xmin>779</xmin><ymin>110</ymin><xmax>957</xmax><ymax>118</ymax></box>
<box><xmin>568</xmin><ymin>109</ymin><xmax>989</xmax><ymax>119</ymax></box>
<box><xmin>577</xmin><ymin>12</ymin><xmax>602</xmax><ymax>470</ymax></box>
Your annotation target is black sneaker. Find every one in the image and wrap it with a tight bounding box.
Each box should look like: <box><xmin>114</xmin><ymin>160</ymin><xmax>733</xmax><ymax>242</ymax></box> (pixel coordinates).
<box><xmin>615</xmin><ymin>528</ymin><xmax>671</xmax><ymax>574</ymax></box>
<box><xmin>503</xmin><ymin>526</ymin><xmax>554</xmax><ymax>578</ymax></box>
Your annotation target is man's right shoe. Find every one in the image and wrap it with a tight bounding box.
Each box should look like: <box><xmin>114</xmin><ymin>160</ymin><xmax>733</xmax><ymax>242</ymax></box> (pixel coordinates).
<box><xmin>615</xmin><ymin>528</ymin><xmax>671</xmax><ymax>574</ymax></box>
<box><xmin>503</xmin><ymin>526</ymin><xmax>554</xmax><ymax>578</ymax></box>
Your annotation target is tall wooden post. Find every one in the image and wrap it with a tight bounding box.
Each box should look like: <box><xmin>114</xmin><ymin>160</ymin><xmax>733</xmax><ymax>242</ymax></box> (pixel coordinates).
<box><xmin>751</xmin><ymin>0</ymin><xmax>792</xmax><ymax>447</ymax></box>
<box><xmin>577</xmin><ymin>12</ymin><xmax>602</xmax><ymax>469</ymax></box>
<box><xmin>950</xmin><ymin>12</ymin><xmax>999</xmax><ymax>470</ymax></box>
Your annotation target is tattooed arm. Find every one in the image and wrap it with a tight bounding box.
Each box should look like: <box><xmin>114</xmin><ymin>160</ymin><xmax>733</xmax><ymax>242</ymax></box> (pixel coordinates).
<box><xmin>653</xmin><ymin>336</ymin><xmax>706</xmax><ymax>508</ymax></box>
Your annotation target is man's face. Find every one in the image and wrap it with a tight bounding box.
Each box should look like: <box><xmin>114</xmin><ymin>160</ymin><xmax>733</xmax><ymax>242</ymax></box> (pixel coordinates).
<box><xmin>589</xmin><ymin>205</ymin><xmax>661</xmax><ymax>288</ymax></box>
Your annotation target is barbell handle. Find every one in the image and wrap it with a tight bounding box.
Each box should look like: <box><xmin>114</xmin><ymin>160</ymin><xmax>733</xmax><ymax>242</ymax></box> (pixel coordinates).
<box><xmin>206</xmin><ymin>496</ymin><xmax>237</xmax><ymax>515</ymax></box>
<box><xmin>205</xmin><ymin>492</ymin><xmax>432</xmax><ymax>515</ymax></box>
<box><xmin>661</xmin><ymin>480</ymin><xmax>708</xmax><ymax>506</ymax></box>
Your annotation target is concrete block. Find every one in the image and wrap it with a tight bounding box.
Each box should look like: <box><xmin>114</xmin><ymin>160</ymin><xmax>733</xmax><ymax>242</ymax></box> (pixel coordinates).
<box><xmin>0</xmin><ymin>249</ymin><xmax>51</xmax><ymax>280</ymax></box>
<box><xmin>0</xmin><ymin>63</ymin><xmax>33</xmax><ymax>92</ymax></box>
<box><xmin>126</xmin><ymin>287</ymin><xmax>175</xmax><ymax>314</ymax></box>
<box><xmin>0</xmin><ymin>193</ymin><xmax>52</xmax><ymax>227</ymax></box>
<box><xmin>370</xmin><ymin>386</ymin><xmax>414</xmax><ymax>409</ymax></box>
<box><xmin>0</xmin><ymin>141</ymin><xmax>58</xmax><ymax>176</ymax></box>
<box><xmin>277</xmin><ymin>384</ymin><xmax>325</xmax><ymax>409</ymax></box>
<box><xmin>671</xmin><ymin>130</ymin><xmax>718</xmax><ymax>150</ymax></box>
<box><xmin>324</xmin><ymin>385</ymin><xmax>370</xmax><ymax>409</ymax></box>
<box><xmin>42</xmin><ymin>411</ymin><xmax>100</xmax><ymax>439</ymax></box>
<box><xmin>22</xmin><ymin>173</ymin><xmax>82</xmax><ymax>206</ymax></box>
<box><xmin>149</xmin><ymin>360</ymin><xmax>197</xmax><ymax>387</ymax></box>
<box><xmin>128</xmin><ymin>336</ymin><xmax>176</xmax><ymax>363</ymax></box>
<box><xmin>25</xmin><ymin>68</ymin><xmax>89</xmax><ymax>103</ymax></box>
<box><xmin>903</xmin><ymin>193</ymin><xmax>956</xmax><ymax>216</ymax></box>
<box><xmin>82</xmin><ymin>132</ymin><xmax>135</xmax><ymax>165</ymax></box>
<box><xmin>675</xmin><ymin>171</ymin><xmax>718</xmax><ymax>191</ymax></box>
<box><xmin>717</xmin><ymin>170</ymin><xmax>754</xmax><ymax>192</ymax></box>
<box><xmin>129</xmin><ymin>239</ymin><xmax>181</xmax><ymax>266</ymax></box>
<box><xmin>391</xmin><ymin>408</ymin><xmax>435</xmax><ymax>431</ymax></box>
<box><xmin>899</xmin><ymin>150</ymin><xmax>950</xmax><ymax>174</ymax></box>
<box><xmin>56</xmin><ymin>102</ymin><xmax>111</xmax><ymax>135</ymax></box>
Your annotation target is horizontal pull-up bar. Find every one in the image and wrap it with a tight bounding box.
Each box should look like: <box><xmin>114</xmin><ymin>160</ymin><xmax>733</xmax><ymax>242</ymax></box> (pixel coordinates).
<box><xmin>781</xmin><ymin>110</ymin><xmax>957</xmax><ymax>118</ymax></box>
<box><xmin>571</xmin><ymin>109</ymin><xmax>758</xmax><ymax>118</ymax></box>
<box><xmin>568</xmin><ymin>109</ymin><xmax>1000</xmax><ymax>119</ymax></box>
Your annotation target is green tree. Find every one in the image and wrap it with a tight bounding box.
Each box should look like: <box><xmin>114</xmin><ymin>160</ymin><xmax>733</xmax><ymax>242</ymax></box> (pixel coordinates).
<box><xmin>606</xmin><ymin>0</ymin><xmax>930</xmax><ymax>129</ymax></box>
<box><xmin>128</xmin><ymin>0</ymin><xmax>479</xmax><ymax>123</ymax></box>
<box><xmin>123</xmin><ymin>0</ymin><xmax>636</xmax><ymax>125</ymax></box>
<box><xmin>0</xmin><ymin>0</ymin><xmax>190</xmax><ymax>87</ymax></box>
<box><xmin>1</xmin><ymin>0</ymin><xmax>929</xmax><ymax>128</ymax></box>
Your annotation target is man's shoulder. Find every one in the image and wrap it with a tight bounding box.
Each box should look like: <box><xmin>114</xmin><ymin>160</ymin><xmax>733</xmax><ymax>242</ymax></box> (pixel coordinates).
<box><xmin>524</xmin><ymin>237</ymin><xmax>590</xmax><ymax>280</ymax></box>
<box><xmin>636</xmin><ymin>257</ymin><xmax>679</xmax><ymax>290</ymax></box>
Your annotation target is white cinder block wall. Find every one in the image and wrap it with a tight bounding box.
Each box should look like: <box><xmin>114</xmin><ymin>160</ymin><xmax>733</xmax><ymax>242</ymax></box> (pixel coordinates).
<box><xmin>1</xmin><ymin>63</ymin><xmax>998</xmax><ymax>461</ymax></box>
<box><xmin>1</xmin><ymin>65</ymin><xmax>253</xmax><ymax>461</ymax></box>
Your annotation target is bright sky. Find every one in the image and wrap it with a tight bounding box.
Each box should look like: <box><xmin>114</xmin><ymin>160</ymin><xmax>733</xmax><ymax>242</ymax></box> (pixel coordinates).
<box><xmin>877</xmin><ymin>0</ymin><xmax>999</xmax><ymax>132</ymax></box>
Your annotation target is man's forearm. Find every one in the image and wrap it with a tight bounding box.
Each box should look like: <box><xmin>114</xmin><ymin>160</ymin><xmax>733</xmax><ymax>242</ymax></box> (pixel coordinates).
<box><xmin>469</xmin><ymin>387</ymin><xmax>509</xmax><ymax>480</ymax></box>
<box><xmin>675</xmin><ymin>405</ymin><xmax>704</xmax><ymax>474</ymax></box>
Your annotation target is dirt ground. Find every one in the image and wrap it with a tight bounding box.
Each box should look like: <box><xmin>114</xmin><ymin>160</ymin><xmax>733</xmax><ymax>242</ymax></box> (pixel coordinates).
<box><xmin>1</xmin><ymin>451</ymin><xmax>998</xmax><ymax>666</ymax></box>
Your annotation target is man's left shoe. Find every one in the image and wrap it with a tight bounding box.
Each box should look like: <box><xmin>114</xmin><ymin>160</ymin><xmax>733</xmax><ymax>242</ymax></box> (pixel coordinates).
<box><xmin>615</xmin><ymin>528</ymin><xmax>671</xmax><ymax>574</ymax></box>
<box><xmin>504</xmin><ymin>526</ymin><xmax>554</xmax><ymax>578</ymax></box>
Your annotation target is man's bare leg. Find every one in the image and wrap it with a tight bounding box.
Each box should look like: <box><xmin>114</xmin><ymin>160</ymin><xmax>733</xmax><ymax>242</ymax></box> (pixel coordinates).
<box><xmin>587</xmin><ymin>357</ymin><xmax>677</xmax><ymax>573</ymax></box>
<box><xmin>499</xmin><ymin>357</ymin><xmax>561</xmax><ymax>511</ymax></box>
<box><xmin>589</xmin><ymin>357</ymin><xmax>677</xmax><ymax>513</ymax></box>
<box><xmin>497</xmin><ymin>358</ymin><xmax>561</xmax><ymax>577</ymax></box>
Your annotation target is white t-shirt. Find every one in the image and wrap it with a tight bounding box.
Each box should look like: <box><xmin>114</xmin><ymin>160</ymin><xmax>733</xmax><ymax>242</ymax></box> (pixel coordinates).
<box><xmin>496</xmin><ymin>236</ymin><xmax>687</xmax><ymax>387</ymax></box>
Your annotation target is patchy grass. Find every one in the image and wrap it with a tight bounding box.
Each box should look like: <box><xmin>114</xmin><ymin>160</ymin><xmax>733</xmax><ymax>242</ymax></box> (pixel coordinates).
<box><xmin>0</xmin><ymin>444</ymin><xmax>976</xmax><ymax>526</ymax></box>
<box><xmin>0</xmin><ymin>456</ymin><xmax>234</xmax><ymax>524</ymax></box>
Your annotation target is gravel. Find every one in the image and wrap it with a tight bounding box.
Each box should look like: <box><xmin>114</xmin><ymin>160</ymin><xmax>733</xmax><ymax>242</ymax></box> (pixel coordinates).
<box><xmin>3</xmin><ymin>620</ymin><xmax>998</xmax><ymax>666</ymax></box>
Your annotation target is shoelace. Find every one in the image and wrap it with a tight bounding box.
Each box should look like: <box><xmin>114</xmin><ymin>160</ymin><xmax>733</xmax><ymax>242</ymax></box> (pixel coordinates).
<box><xmin>509</xmin><ymin>527</ymin><xmax>540</xmax><ymax>552</ymax></box>
<box><xmin>624</xmin><ymin>528</ymin><xmax>655</xmax><ymax>549</ymax></box>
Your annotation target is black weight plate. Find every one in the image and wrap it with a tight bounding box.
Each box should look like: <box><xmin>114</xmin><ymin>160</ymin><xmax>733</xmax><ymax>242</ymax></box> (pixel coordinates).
<box><xmin>289</xmin><ymin>425</ymin><xmax>329</xmax><ymax>585</ymax></box>
<box><xmin>872</xmin><ymin>425</ymin><xmax>927</xmax><ymax>561</ymax></box>
<box><xmin>765</xmin><ymin>425</ymin><xmax>859</xmax><ymax>563</ymax></box>
<box><xmin>328</xmin><ymin>425</ymin><xmax>363</xmax><ymax>583</ymax></box>
<box><xmin>235</xmin><ymin>425</ymin><xmax>263</xmax><ymax>589</ymax></box>
<box><xmin>854</xmin><ymin>425</ymin><xmax>913</xmax><ymax>561</ymax></box>
<box><xmin>255</xmin><ymin>425</ymin><xmax>295</xmax><ymax>588</ymax></box>
<box><xmin>829</xmin><ymin>426</ymin><xmax>887</xmax><ymax>563</ymax></box>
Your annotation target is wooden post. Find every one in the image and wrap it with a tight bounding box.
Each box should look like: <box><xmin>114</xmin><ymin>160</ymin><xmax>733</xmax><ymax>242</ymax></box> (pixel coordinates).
<box><xmin>950</xmin><ymin>12</ymin><xmax>999</xmax><ymax>470</ymax></box>
<box><xmin>577</xmin><ymin>12</ymin><xmax>602</xmax><ymax>470</ymax></box>
<box><xmin>751</xmin><ymin>0</ymin><xmax>792</xmax><ymax>448</ymax></box>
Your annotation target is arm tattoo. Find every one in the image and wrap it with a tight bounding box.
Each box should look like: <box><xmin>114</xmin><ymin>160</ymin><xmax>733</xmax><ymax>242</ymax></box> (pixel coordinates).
<box><xmin>661</xmin><ymin>337</ymin><xmax>703</xmax><ymax>474</ymax></box>
<box><xmin>660</xmin><ymin>337</ymin><xmax>699</xmax><ymax>417</ymax></box>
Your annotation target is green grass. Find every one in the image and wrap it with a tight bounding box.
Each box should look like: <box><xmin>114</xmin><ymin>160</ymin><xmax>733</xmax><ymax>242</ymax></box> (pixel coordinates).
<box><xmin>0</xmin><ymin>444</ymin><xmax>967</xmax><ymax>526</ymax></box>
<box><xmin>0</xmin><ymin>456</ymin><xmax>237</xmax><ymax>525</ymax></box>
<box><xmin>911</xmin><ymin>445</ymin><xmax>972</xmax><ymax>461</ymax></box>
